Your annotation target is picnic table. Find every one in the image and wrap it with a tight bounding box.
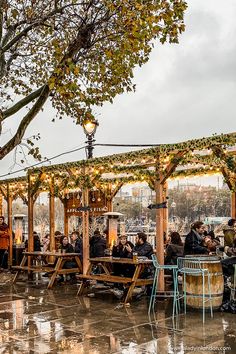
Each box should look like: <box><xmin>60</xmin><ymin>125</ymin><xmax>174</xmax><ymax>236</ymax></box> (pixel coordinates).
<box><xmin>12</xmin><ymin>251</ymin><xmax>82</xmax><ymax>289</ymax></box>
<box><xmin>77</xmin><ymin>256</ymin><xmax>153</xmax><ymax>304</ymax></box>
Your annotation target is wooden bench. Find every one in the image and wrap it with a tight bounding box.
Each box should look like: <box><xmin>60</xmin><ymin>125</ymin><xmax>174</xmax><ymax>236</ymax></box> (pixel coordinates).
<box><xmin>78</xmin><ymin>257</ymin><xmax>154</xmax><ymax>303</ymax></box>
<box><xmin>78</xmin><ymin>274</ymin><xmax>132</xmax><ymax>283</ymax></box>
<box><xmin>12</xmin><ymin>265</ymin><xmax>55</xmax><ymax>273</ymax></box>
<box><xmin>12</xmin><ymin>251</ymin><xmax>83</xmax><ymax>289</ymax></box>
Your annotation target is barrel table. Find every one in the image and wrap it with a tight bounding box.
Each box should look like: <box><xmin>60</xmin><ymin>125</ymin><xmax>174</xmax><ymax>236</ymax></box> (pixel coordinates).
<box><xmin>184</xmin><ymin>255</ymin><xmax>224</xmax><ymax>309</ymax></box>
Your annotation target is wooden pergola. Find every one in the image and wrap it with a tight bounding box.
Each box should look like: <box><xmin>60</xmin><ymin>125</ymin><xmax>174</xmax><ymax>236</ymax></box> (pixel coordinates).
<box><xmin>1</xmin><ymin>132</ymin><xmax>236</xmax><ymax>290</ymax></box>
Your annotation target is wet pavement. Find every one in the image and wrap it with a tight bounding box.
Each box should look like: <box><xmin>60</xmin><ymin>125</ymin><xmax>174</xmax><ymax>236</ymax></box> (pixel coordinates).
<box><xmin>0</xmin><ymin>272</ymin><xmax>235</xmax><ymax>353</ymax></box>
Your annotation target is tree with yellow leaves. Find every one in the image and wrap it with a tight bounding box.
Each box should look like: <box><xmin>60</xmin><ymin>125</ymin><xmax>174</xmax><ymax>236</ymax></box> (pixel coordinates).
<box><xmin>0</xmin><ymin>0</ymin><xmax>187</xmax><ymax>160</ymax></box>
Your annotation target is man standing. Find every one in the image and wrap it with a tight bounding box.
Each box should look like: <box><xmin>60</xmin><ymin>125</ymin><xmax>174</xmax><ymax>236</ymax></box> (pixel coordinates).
<box><xmin>184</xmin><ymin>221</ymin><xmax>209</xmax><ymax>255</ymax></box>
<box><xmin>0</xmin><ymin>216</ymin><xmax>10</xmax><ymax>270</ymax></box>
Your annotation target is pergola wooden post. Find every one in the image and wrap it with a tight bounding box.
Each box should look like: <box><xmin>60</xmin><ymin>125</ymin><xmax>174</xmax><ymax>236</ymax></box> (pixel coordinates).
<box><xmin>155</xmin><ymin>175</ymin><xmax>165</xmax><ymax>291</ymax></box>
<box><xmin>27</xmin><ymin>174</ymin><xmax>34</xmax><ymax>252</ymax></box>
<box><xmin>0</xmin><ymin>193</ymin><xmax>3</xmax><ymax>215</ymax></box>
<box><xmin>49</xmin><ymin>179</ymin><xmax>55</xmax><ymax>251</ymax></box>
<box><xmin>64</xmin><ymin>203</ymin><xmax>69</xmax><ymax>236</ymax></box>
<box><xmin>7</xmin><ymin>183</ymin><xmax>13</xmax><ymax>267</ymax></box>
<box><xmin>163</xmin><ymin>182</ymin><xmax>168</xmax><ymax>237</ymax></box>
<box><xmin>231</xmin><ymin>191</ymin><xmax>236</xmax><ymax>219</ymax></box>
<box><xmin>82</xmin><ymin>187</ymin><xmax>90</xmax><ymax>275</ymax></box>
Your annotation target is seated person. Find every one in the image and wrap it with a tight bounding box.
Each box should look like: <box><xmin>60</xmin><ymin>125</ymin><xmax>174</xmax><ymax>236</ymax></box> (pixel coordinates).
<box><xmin>59</xmin><ymin>235</ymin><xmax>74</xmax><ymax>253</ymax></box>
<box><xmin>126</xmin><ymin>232</ymin><xmax>154</xmax><ymax>259</ymax></box>
<box><xmin>112</xmin><ymin>235</ymin><xmax>134</xmax><ymax>258</ymax></box>
<box><xmin>225</xmin><ymin>236</ymin><xmax>236</xmax><ymax>257</ymax></box>
<box><xmin>71</xmin><ymin>231</ymin><xmax>83</xmax><ymax>261</ymax></box>
<box><xmin>112</xmin><ymin>235</ymin><xmax>134</xmax><ymax>277</ymax></box>
<box><xmin>207</xmin><ymin>230</ymin><xmax>220</xmax><ymax>243</ymax></box>
<box><xmin>58</xmin><ymin>234</ymin><xmax>81</xmax><ymax>284</ymax></box>
<box><xmin>126</xmin><ymin>232</ymin><xmax>154</xmax><ymax>280</ymax></box>
<box><xmin>90</xmin><ymin>229</ymin><xmax>106</xmax><ymax>258</ymax></box>
<box><xmin>222</xmin><ymin>236</ymin><xmax>236</xmax><ymax>279</ymax></box>
<box><xmin>25</xmin><ymin>231</ymin><xmax>41</xmax><ymax>251</ymax></box>
<box><xmin>165</xmin><ymin>232</ymin><xmax>184</xmax><ymax>265</ymax></box>
<box><xmin>184</xmin><ymin>221</ymin><xmax>209</xmax><ymax>255</ymax></box>
<box><xmin>203</xmin><ymin>234</ymin><xmax>223</xmax><ymax>254</ymax></box>
<box><xmin>42</xmin><ymin>234</ymin><xmax>50</xmax><ymax>252</ymax></box>
<box><xmin>223</xmin><ymin>218</ymin><xmax>236</xmax><ymax>247</ymax></box>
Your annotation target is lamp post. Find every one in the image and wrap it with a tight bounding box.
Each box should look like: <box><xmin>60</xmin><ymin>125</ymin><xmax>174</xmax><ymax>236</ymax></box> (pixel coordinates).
<box><xmin>171</xmin><ymin>201</ymin><xmax>176</xmax><ymax>222</ymax></box>
<box><xmin>82</xmin><ymin>119</ymin><xmax>99</xmax><ymax>159</ymax></box>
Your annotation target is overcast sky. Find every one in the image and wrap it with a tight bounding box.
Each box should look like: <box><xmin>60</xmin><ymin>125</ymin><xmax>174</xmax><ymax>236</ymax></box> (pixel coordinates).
<box><xmin>1</xmin><ymin>0</ymin><xmax>236</xmax><ymax>182</ymax></box>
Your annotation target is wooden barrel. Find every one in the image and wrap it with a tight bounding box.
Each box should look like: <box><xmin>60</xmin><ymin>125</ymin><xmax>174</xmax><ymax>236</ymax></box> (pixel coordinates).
<box><xmin>184</xmin><ymin>255</ymin><xmax>224</xmax><ymax>309</ymax></box>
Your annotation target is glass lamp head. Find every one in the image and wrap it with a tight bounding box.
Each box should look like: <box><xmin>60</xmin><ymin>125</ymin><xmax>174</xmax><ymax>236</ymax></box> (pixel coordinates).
<box><xmin>83</xmin><ymin>119</ymin><xmax>99</xmax><ymax>136</ymax></box>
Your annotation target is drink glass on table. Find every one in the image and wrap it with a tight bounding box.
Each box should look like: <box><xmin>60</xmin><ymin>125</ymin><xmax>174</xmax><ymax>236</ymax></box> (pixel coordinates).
<box><xmin>133</xmin><ymin>252</ymin><xmax>138</xmax><ymax>262</ymax></box>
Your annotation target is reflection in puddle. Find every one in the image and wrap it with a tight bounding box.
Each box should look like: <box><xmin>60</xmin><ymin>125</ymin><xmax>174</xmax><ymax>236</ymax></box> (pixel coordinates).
<box><xmin>0</xmin><ymin>281</ymin><xmax>234</xmax><ymax>353</ymax></box>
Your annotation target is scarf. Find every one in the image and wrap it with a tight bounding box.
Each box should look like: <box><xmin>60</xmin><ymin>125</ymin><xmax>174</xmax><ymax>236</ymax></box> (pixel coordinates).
<box><xmin>193</xmin><ymin>229</ymin><xmax>203</xmax><ymax>243</ymax></box>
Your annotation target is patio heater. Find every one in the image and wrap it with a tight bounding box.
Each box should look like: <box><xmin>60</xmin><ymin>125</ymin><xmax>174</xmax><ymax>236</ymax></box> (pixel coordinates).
<box><xmin>14</xmin><ymin>214</ymin><xmax>25</xmax><ymax>245</ymax></box>
<box><xmin>82</xmin><ymin>119</ymin><xmax>99</xmax><ymax>159</ymax></box>
<box><xmin>103</xmin><ymin>212</ymin><xmax>124</xmax><ymax>248</ymax></box>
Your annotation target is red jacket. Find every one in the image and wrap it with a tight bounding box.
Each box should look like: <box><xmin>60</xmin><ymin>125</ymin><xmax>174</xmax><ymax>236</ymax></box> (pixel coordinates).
<box><xmin>0</xmin><ymin>223</ymin><xmax>10</xmax><ymax>249</ymax></box>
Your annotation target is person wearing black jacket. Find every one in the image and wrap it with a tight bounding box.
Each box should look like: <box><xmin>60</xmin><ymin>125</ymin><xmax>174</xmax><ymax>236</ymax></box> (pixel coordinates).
<box><xmin>126</xmin><ymin>232</ymin><xmax>154</xmax><ymax>259</ymax></box>
<box><xmin>184</xmin><ymin>221</ymin><xmax>209</xmax><ymax>255</ymax></box>
<box><xmin>90</xmin><ymin>229</ymin><xmax>106</xmax><ymax>258</ymax></box>
<box><xmin>125</xmin><ymin>232</ymin><xmax>154</xmax><ymax>296</ymax></box>
<box><xmin>165</xmin><ymin>232</ymin><xmax>184</xmax><ymax>265</ymax></box>
<box><xmin>24</xmin><ymin>231</ymin><xmax>41</xmax><ymax>252</ymax></box>
<box><xmin>57</xmin><ymin>236</ymin><xmax>74</xmax><ymax>283</ymax></box>
<box><xmin>71</xmin><ymin>231</ymin><xmax>83</xmax><ymax>260</ymax></box>
<box><xmin>62</xmin><ymin>232</ymin><xmax>82</xmax><ymax>284</ymax></box>
<box><xmin>112</xmin><ymin>235</ymin><xmax>134</xmax><ymax>277</ymax></box>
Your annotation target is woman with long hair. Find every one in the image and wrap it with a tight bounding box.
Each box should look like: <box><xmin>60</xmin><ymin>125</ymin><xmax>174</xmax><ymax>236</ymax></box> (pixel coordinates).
<box><xmin>165</xmin><ymin>231</ymin><xmax>184</xmax><ymax>265</ymax></box>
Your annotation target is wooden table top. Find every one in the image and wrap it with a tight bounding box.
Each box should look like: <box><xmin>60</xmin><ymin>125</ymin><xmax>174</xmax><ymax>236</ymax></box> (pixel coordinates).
<box><xmin>23</xmin><ymin>251</ymin><xmax>80</xmax><ymax>257</ymax></box>
<box><xmin>89</xmin><ymin>257</ymin><xmax>152</xmax><ymax>264</ymax></box>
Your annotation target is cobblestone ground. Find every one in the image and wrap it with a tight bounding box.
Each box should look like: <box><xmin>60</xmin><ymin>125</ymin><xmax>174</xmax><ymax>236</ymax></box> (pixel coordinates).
<box><xmin>0</xmin><ymin>272</ymin><xmax>235</xmax><ymax>354</ymax></box>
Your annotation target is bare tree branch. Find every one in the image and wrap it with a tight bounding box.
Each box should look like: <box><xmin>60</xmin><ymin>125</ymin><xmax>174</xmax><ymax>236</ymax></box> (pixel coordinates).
<box><xmin>2</xmin><ymin>85</ymin><xmax>45</xmax><ymax>120</ymax></box>
<box><xmin>1</xmin><ymin>3</ymin><xmax>81</xmax><ymax>53</ymax></box>
<box><xmin>0</xmin><ymin>85</ymin><xmax>50</xmax><ymax>160</ymax></box>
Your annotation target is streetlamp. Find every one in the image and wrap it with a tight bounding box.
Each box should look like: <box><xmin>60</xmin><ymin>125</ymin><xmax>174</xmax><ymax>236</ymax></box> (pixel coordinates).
<box><xmin>171</xmin><ymin>201</ymin><xmax>176</xmax><ymax>222</ymax></box>
<box><xmin>82</xmin><ymin>119</ymin><xmax>99</xmax><ymax>159</ymax></box>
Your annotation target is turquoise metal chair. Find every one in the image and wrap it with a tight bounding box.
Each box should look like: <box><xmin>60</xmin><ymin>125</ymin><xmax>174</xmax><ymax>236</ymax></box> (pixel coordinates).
<box><xmin>148</xmin><ymin>254</ymin><xmax>179</xmax><ymax>316</ymax></box>
<box><xmin>176</xmin><ymin>257</ymin><xmax>213</xmax><ymax>323</ymax></box>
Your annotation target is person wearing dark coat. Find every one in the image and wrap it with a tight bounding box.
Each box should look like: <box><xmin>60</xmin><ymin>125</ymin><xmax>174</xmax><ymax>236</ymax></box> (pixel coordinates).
<box><xmin>165</xmin><ymin>232</ymin><xmax>184</xmax><ymax>265</ymax></box>
<box><xmin>112</xmin><ymin>235</ymin><xmax>134</xmax><ymax>277</ymax></box>
<box><xmin>71</xmin><ymin>231</ymin><xmax>83</xmax><ymax>259</ymax></box>
<box><xmin>57</xmin><ymin>236</ymin><xmax>75</xmax><ymax>283</ymax></box>
<box><xmin>24</xmin><ymin>231</ymin><xmax>41</xmax><ymax>252</ymax></box>
<box><xmin>184</xmin><ymin>221</ymin><xmax>209</xmax><ymax>255</ymax></box>
<box><xmin>221</xmin><ymin>236</ymin><xmax>236</xmax><ymax>278</ymax></box>
<box><xmin>126</xmin><ymin>232</ymin><xmax>153</xmax><ymax>259</ymax></box>
<box><xmin>60</xmin><ymin>231</ymin><xmax>83</xmax><ymax>283</ymax></box>
<box><xmin>90</xmin><ymin>229</ymin><xmax>106</xmax><ymax>258</ymax></box>
<box><xmin>125</xmin><ymin>232</ymin><xmax>154</xmax><ymax>296</ymax></box>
